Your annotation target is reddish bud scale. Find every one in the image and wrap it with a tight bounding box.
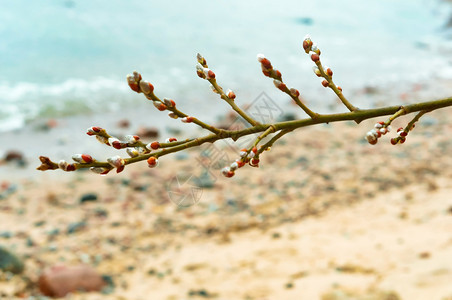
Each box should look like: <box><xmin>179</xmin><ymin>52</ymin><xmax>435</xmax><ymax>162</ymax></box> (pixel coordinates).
<box><xmin>303</xmin><ymin>40</ymin><xmax>311</xmax><ymax>51</ymax></box>
<box><xmin>252</xmin><ymin>147</ymin><xmax>258</xmax><ymax>154</ymax></box>
<box><xmin>128</xmin><ymin>83</ymin><xmax>139</xmax><ymax>93</ymax></box>
<box><xmin>290</xmin><ymin>88</ymin><xmax>300</xmax><ymax>97</ymax></box>
<box><xmin>390</xmin><ymin>138</ymin><xmax>398</xmax><ymax>145</ymax></box>
<box><xmin>101</xmin><ymin>169</ymin><xmax>111</xmax><ymax>175</ymax></box>
<box><xmin>112</xmin><ymin>141</ymin><xmax>123</xmax><ymax>149</ymax></box>
<box><xmin>147</xmin><ymin>157</ymin><xmax>158</xmax><ymax>167</ymax></box>
<box><xmin>400</xmin><ymin>131</ymin><xmax>407</xmax><ymax>137</ymax></box>
<box><xmin>369</xmin><ymin>139</ymin><xmax>378</xmax><ymax>145</ymax></box>
<box><xmin>321</xmin><ymin>80</ymin><xmax>329</xmax><ymax>87</ymax></box>
<box><xmin>66</xmin><ymin>164</ymin><xmax>76</xmax><ymax>171</ymax></box>
<box><xmin>228</xmin><ymin>91</ymin><xmax>236</xmax><ymax>100</ymax></box>
<box><xmin>262</xmin><ymin>69</ymin><xmax>271</xmax><ymax>77</ymax></box>
<box><xmin>400</xmin><ymin>138</ymin><xmax>406</xmax><ymax>144</ymax></box>
<box><xmin>81</xmin><ymin>154</ymin><xmax>93</xmax><ymax>163</ymax></box>
<box><xmin>182</xmin><ymin>116</ymin><xmax>194</xmax><ymax>123</ymax></box>
<box><xmin>148</xmin><ymin>83</ymin><xmax>154</xmax><ymax>93</ymax></box>
<box><xmin>275</xmin><ymin>70</ymin><xmax>282</xmax><ymax>79</ymax></box>
<box><xmin>225</xmin><ymin>171</ymin><xmax>235</xmax><ymax>178</ymax></box>
<box><xmin>169</xmin><ymin>137</ymin><xmax>177</xmax><ymax>142</ymax></box>
<box><xmin>337</xmin><ymin>86</ymin><xmax>343</xmax><ymax>92</ymax></box>
<box><xmin>150</xmin><ymin>141</ymin><xmax>160</xmax><ymax>150</ymax></box>
<box><xmin>207</xmin><ymin>70</ymin><xmax>215</xmax><ymax>79</ymax></box>
<box><xmin>197</xmin><ymin>71</ymin><xmax>206</xmax><ymax>79</ymax></box>
<box><xmin>116</xmin><ymin>165</ymin><xmax>125</xmax><ymax>173</ymax></box>
<box><xmin>157</xmin><ymin>104</ymin><xmax>167</xmax><ymax>111</ymax></box>
<box><xmin>260</xmin><ymin>58</ymin><xmax>272</xmax><ymax>69</ymax></box>
<box><xmin>251</xmin><ymin>158</ymin><xmax>260</xmax><ymax>165</ymax></box>
<box><xmin>237</xmin><ymin>161</ymin><xmax>246</xmax><ymax>168</ymax></box>
<box><xmin>311</xmin><ymin>53</ymin><xmax>320</xmax><ymax>62</ymax></box>
<box><xmin>326</xmin><ymin>68</ymin><xmax>333</xmax><ymax>77</ymax></box>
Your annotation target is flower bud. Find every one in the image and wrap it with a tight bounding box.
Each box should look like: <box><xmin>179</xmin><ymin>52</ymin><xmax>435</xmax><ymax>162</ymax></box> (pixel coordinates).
<box><xmin>196</xmin><ymin>64</ymin><xmax>206</xmax><ymax>79</ymax></box>
<box><xmin>204</xmin><ymin>69</ymin><xmax>215</xmax><ymax>79</ymax></box>
<box><xmin>107</xmin><ymin>155</ymin><xmax>125</xmax><ymax>168</ymax></box>
<box><xmin>149</xmin><ymin>141</ymin><xmax>160</xmax><ymax>150</ymax></box>
<box><xmin>181</xmin><ymin>116</ymin><xmax>194</xmax><ymax>123</ymax></box>
<box><xmin>289</xmin><ymin>88</ymin><xmax>300</xmax><ymax>98</ymax></box>
<box><xmin>72</xmin><ymin>154</ymin><xmax>93</xmax><ymax>164</ymax></box>
<box><xmin>153</xmin><ymin>102</ymin><xmax>167</xmax><ymax>111</ymax></box>
<box><xmin>326</xmin><ymin>68</ymin><xmax>333</xmax><ymax>77</ymax></box>
<box><xmin>197</xmin><ymin>53</ymin><xmax>207</xmax><ymax>66</ymax></box>
<box><xmin>165</xmin><ymin>137</ymin><xmax>177</xmax><ymax>143</ymax></box>
<box><xmin>251</xmin><ymin>158</ymin><xmax>260</xmax><ymax>166</ymax></box>
<box><xmin>310</xmin><ymin>52</ymin><xmax>320</xmax><ymax>62</ymax></box>
<box><xmin>90</xmin><ymin>167</ymin><xmax>110</xmax><ymax>175</ymax></box>
<box><xmin>139</xmin><ymin>80</ymin><xmax>154</xmax><ymax>94</ymax></box>
<box><xmin>227</xmin><ymin>89</ymin><xmax>236</xmax><ymax>100</ymax></box>
<box><xmin>273</xmin><ymin>80</ymin><xmax>287</xmax><ymax>91</ymax></box>
<box><xmin>321</xmin><ymin>80</ymin><xmax>329</xmax><ymax>87</ymax></box>
<box><xmin>163</xmin><ymin>98</ymin><xmax>176</xmax><ymax>108</ymax></box>
<box><xmin>168</xmin><ymin>112</ymin><xmax>179</xmax><ymax>119</ymax></box>
<box><xmin>126</xmin><ymin>74</ymin><xmax>140</xmax><ymax>93</ymax></box>
<box><xmin>132</xmin><ymin>71</ymin><xmax>142</xmax><ymax>82</ymax></box>
<box><xmin>86</xmin><ymin>126</ymin><xmax>102</xmax><ymax>136</ymax></box>
<box><xmin>126</xmin><ymin>148</ymin><xmax>139</xmax><ymax>158</ymax></box>
<box><xmin>221</xmin><ymin>167</ymin><xmax>234</xmax><ymax>178</ymax></box>
<box><xmin>147</xmin><ymin>157</ymin><xmax>158</xmax><ymax>168</ymax></box>
<box><xmin>58</xmin><ymin>160</ymin><xmax>68</xmax><ymax>170</ymax></box>
<box><xmin>125</xmin><ymin>135</ymin><xmax>140</xmax><ymax>144</ymax></box>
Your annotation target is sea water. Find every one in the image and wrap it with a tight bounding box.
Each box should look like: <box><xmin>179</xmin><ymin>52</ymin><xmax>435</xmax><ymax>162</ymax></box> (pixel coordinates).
<box><xmin>1</xmin><ymin>0</ymin><xmax>452</xmax><ymax>132</ymax></box>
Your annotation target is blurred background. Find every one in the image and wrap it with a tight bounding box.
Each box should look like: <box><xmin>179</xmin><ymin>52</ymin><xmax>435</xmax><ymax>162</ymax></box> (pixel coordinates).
<box><xmin>1</xmin><ymin>1</ymin><xmax>452</xmax><ymax>299</ymax></box>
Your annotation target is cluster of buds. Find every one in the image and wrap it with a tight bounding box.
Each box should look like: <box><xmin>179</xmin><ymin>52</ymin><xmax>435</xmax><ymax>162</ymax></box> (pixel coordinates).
<box><xmin>303</xmin><ymin>35</ymin><xmax>320</xmax><ymax>58</ymax></box>
<box><xmin>196</xmin><ymin>64</ymin><xmax>216</xmax><ymax>80</ymax></box>
<box><xmin>126</xmin><ymin>71</ymin><xmax>142</xmax><ymax>93</ymax></box>
<box><xmin>365</xmin><ymin>122</ymin><xmax>392</xmax><ymax>145</ymax></box>
<box><xmin>390</xmin><ymin>126</ymin><xmax>412</xmax><ymax>145</ymax></box>
<box><xmin>257</xmin><ymin>54</ymin><xmax>281</xmax><ymax>80</ymax></box>
<box><xmin>222</xmin><ymin>147</ymin><xmax>260</xmax><ymax>178</ymax></box>
<box><xmin>107</xmin><ymin>155</ymin><xmax>126</xmax><ymax>173</ymax></box>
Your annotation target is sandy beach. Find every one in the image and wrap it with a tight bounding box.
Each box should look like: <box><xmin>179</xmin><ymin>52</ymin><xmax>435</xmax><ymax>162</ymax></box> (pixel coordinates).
<box><xmin>1</xmin><ymin>80</ymin><xmax>452</xmax><ymax>300</ymax></box>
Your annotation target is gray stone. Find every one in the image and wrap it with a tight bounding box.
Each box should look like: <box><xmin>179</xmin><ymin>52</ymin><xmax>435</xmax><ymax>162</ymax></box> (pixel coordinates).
<box><xmin>0</xmin><ymin>245</ymin><xmax>24</xmax><ymax>274</ymax></box>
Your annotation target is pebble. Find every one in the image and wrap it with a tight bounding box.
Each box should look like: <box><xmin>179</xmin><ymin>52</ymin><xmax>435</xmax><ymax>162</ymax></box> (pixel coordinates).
<box><xmin>80</xmin><ymin>193</ymin><xmax>98</xmax><ymax>203</ymax></box>
<box><xmin>136</xmin><ymin>127</ymin><xmax>159</xmax><ymax>138</ymax></box>
<box><xmin>38</xmin><ymin>264</ymin><xmax>106</xmax><ymax>297</ymax></box>
<box><xmin>67</xmin><ymin>221</ymin><xmax>86</xmax><ymax>234</ymax></box>
<box><xmin>0</xmin><ymin>245</ymin><xmax>24</xmax><ymax>274</ymax></box>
